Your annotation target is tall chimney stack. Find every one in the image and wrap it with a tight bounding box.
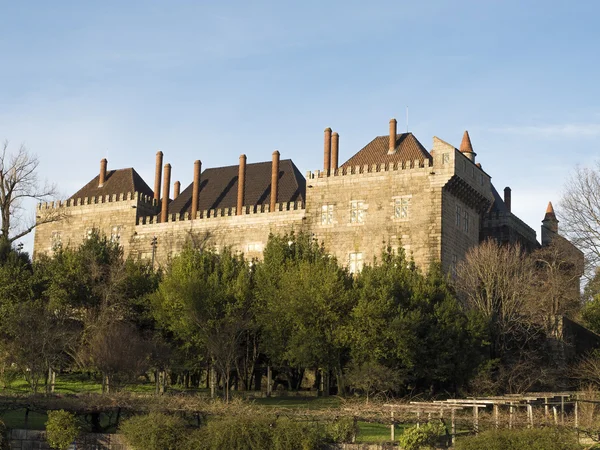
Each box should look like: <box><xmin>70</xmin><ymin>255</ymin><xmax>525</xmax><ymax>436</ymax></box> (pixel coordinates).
<box><xmin>191</xmin><ymin>160</ymin><xmax>201</xmax><ymax>219</ymax></box>
<box><xmin>270</xmin><ymin>150</ymin><xmax>280</xmax><ymax>212</ymax></box>
<box><xmin>173</xmin><ymin>181</ymin><xmax>180</xmax><ymax>200</ymax></box>
<box><xmin>388</xmin><ymin>118</ymin><xmax>397</xmax><ymax>154</ymax></box>
<box><xmin>331</xmin><ymin>132</ymin><xmax>339</xmax><ymax>174</ymax></box>
<box><xmin>160</xmin><ymin>163</ymin><xmax>171</xmax><ymax>223</ymax></box>
<box><xmin>504</xmin><ymin>187</ymin><xmax>512</xmax><ymax>213</ymax></box>
<box><xmin>154</xmin><ymin>151</ymin><xmax>163</xmax><ymax>205</ymax></box>
<box><xmin>99</xmin><ymin>158</ymin><xmax>108</xmax><ymax>187</ymax></box>
<box><xmin>323</xmin><ymin>128</ymin><xmax>332</xmax><ymax>176</ymax></box>
<box><xmin>237</xmin><ymin>154</ymin><xmax>247</xmax><ymax>215</ymax></box>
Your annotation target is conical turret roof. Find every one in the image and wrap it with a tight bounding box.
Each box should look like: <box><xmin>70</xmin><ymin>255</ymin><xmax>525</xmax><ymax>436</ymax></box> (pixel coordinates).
<box><xmin>460</xmin><ymin>130</ymin><xmax>474</xmax><ymax>154</ymax></box>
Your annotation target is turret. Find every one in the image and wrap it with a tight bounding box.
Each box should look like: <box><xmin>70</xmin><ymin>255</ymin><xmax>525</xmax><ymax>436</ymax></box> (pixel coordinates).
<box><xmin>541</xmin><ymin>201</ymin><xmax>559</xmax><ymax>246</ymax></box>
<box><xmin>460</xmin><ymin>131</ymin><xmax>476</xmax><ymax>163</ymax></box>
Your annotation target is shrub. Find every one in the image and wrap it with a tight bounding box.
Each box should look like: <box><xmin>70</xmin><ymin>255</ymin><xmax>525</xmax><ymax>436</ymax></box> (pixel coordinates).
<box><xmin>119</xmin><ymin>412</ymin><xmax>188</xmax><ymax>450</ymax></box>
<box><xmin>454</xmin><ymin>428</ymin><xmax>580</xmax><ymax>450</ymax></box>
<box><xmin>398</xmin><ymin>421</ymin><xmax>446</xmax><ymax>450</ymax></box>
<box><xmin>200</xmin><ymin>414</ymin><xmax>274</xmax><ymax>450</ymax></box>
<box><xmin>271</xmin><ymin>418</ymin><xmax>327</xmax><ymax>450</ymax></box>
<box><xmin>45</xmin><ymin>410</ymin><xmax>80</xmax><ymax>450</ymax></box>
<box><xmin>325</xmin><ymin>416</ymin><xmax>357</xmax><ymax>443</ymax></box>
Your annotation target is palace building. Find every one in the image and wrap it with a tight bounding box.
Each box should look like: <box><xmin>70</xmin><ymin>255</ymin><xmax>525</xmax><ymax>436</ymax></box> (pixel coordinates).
<box><xmin>33</xmin><ymin>118</ymin><xmax>566</xmax><ymax>272</ymax></box>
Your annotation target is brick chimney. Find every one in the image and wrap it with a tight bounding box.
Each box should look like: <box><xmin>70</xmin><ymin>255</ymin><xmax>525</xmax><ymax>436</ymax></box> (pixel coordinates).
<box><xmin>154</xmin><ymin>151</ymin><xmax>163</xmax><ymax>205</ymax></box>
<box><xmin>323</xmin><ymin>128</ymin><xmax>332</xmax><ymax>176</ymax></box>
<box><xmin>161</xmin><ymin>163</ymin><xmax>171</xmax><ymax>223</ymax></box>
<box><xmin>192</xmin><ymin>160</ymin><xmax>201</xmax><ymax>219</ymax></box>
<box><xmin>99</xmin><ymin>158</ymin><xmax>108</xmax><ymax>187</ymax></box>
<box><xmin>504</xmin><ymin>187</ymin><xmax>511</xmax><ymax>213</ymax></box>
<box><xmin>331</xmin><ymin>132</ymin><xmax>339</xmax><ymax>174</ymax></box>
<box><xmin>237</xmin><ymin>154</ymin><xmax>247</xmax><ymax>215</ymax></box>
<box><xmin>271</xmin><ymin>150</ymin><xmax>280</xmax><ymax>212</ymax></box>
<box><xmin>173</xmin><ymin>181</ymin><xmax>180</xmax><ymax>200</ymax></box>
<box><xmin>388</xmin><ymin>118</ymin><xmax>397</xmax><ymax>154</ymax></box>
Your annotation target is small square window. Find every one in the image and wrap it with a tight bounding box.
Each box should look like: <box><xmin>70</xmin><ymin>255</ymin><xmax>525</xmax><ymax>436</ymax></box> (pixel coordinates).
<box><xmin>321</xmin><ymin>204</ymin><xmax>334</xmax><ymax>225</ymax></box>
<box><xmin>110</xmin><ymin>225</ymin><xmax>121</xmax><ymax>243</ymax></box>
<box><xmin>350</xmin><ymin>201</ymin><xmax>365</xmax><ymax>224</ymax></box>
<box><xmin>51</xmin><ymin>231</ymin><xmax>62</xmax><ymax>251</ymax></box>
<box><xmin>394</xmin><ymin>197</ymin><xmax>411</xmax><ymax>219</ymax></box>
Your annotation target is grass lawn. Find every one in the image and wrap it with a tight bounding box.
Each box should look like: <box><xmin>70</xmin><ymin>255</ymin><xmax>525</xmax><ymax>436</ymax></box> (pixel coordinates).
<box><xmin>252</xmin><ymin>396</ymin><xmax>341</xmax><ymax>409</ymax></box>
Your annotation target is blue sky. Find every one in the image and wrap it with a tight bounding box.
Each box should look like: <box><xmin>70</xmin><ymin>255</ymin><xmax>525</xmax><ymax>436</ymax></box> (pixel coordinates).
<box><xmin>1</xmin><ymin>1</ymin><xmax>599</xmax><ymax>253</ymax></box>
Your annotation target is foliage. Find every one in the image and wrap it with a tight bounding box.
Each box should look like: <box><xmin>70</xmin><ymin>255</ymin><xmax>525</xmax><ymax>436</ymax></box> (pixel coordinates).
<box><xmin>255</xmin><ymin>233</ymin><xmax>352</xmax><ymax>379</ymax></box>
<box><xmin>119</xmin><ymin>412</ymin><xmax>188</xmax><ymax>450</ymax></box>
<box><xmin>398</xmin><ymin>421</ymin><xmax>446</xmax><ymax>450</ymax></box>
<box><xmin>348</xmin><ymin>249</ymin><xmax>486</xmax><ymax>394</ymax></box>
<box><xmin>152</xmin><ymin>245</ymin><xmax>253</xmax><ymax>400</ymax></box>
<box><xmin>45</xmin><ymin>410</ymin><xmax>80</xmax><ymax>450</ymax></box>
<box><xmin>454</xmin><ymin>427</ymin><xmax>579</xmax><ymax>450</ymax></box>
<box><xmin>345</xmin><ymin>360</ymin><xmax>401</xmax><ymax>402</ymax></box>
<box><xmin>198</xmin><ymin>414</ymin><xmax>330</xmax><ymax>450</ymax></box>
<box><xmin>325</xmin><ymin>416</ymin><xmax>357</xmax><ymax>443</ymax></box>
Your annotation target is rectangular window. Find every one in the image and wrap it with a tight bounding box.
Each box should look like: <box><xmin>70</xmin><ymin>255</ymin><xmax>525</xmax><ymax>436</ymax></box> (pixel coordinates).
<box><xmin>463</xmin><ymin>211</ymin><xmax>469</xmax><ymax>233</ymax></box>
<box><xmin>247</xmin><ymin>243</ymin><xmax>263</xmax><ymax>253</ymax></box>
<box><xmin>350</xmin><ymin>201</ymin><xmax>365</xmax><ymax>224</ymax></box>
<box><xmin>349</xmin><ymin>252</ymin><xmax>363</xmax><ymax>274</ymax></box>
<box><xmin>51</xmin><ymin>231</ymin><xmax>62</xmax><ymax>251</ymax></box>
<box><xmin>110</xmin><ymin>225</ymin><xmax>121</xmax><ymax>243</ymax></box>
<box><xmin>394</xmin><ymin>197</ymin><xmax>411</xmax><ymax>219</ymax></box>
<box><xmin>321</xmin><ymin>204</ymin><xmax>334</xmax><ymax>225</ymax></box>
<box><xmin>442</xmin><ymin>153</ymin><xmax>450</xmax><ymax>164</ymax></box>
<box><xmin>455</xmin><ymin>205</ymin><xmax>461</xmax><ymax>227</ymax></box>
<box><xmin>480</xmin><ymin>173</ymin><xmax>484</xmax><ymax>186</ymax></box>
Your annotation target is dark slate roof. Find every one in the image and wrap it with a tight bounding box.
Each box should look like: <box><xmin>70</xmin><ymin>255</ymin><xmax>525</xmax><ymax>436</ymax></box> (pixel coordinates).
<box><xmin>488</xmin><ymin>184</ymin><xmax>508</xmax><ymax>213</ymax></box>
<box><xmin>340</xmin><ymin>133</ymin><xmax>432</xmax><ymax>169</ymax></box>
<box><xmin>69</xmin><ymin>168</ymin><xmax>154</xmax><ymax>200</ymax></box>
<box><xmin>168</xmin><ymin>159</ymin><xmax>305</xmax><ymax>215</ymax></box>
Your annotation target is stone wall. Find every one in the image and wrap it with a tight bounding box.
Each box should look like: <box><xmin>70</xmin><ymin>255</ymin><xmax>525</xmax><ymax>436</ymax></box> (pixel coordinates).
<box><xmin>33</xmin><ymin>193</ymin><xmax>156</xmax><ymax>259</ymax></box>
<box><xmin>129</xmin><ymin>202</ymin><xmax>306</xmax><ymax>267</ymax></box>
<box><xmin>9</xmin><ymin>429</ymin><xmax>129</xmax><ymax>450</ymax></box>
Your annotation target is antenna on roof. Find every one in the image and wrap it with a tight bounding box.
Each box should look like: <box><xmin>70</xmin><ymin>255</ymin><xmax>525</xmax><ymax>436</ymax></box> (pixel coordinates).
<box><xmin>406</xmin><ymin>106</ymin><xmax>409</xmax><ymax>132</ymax></box>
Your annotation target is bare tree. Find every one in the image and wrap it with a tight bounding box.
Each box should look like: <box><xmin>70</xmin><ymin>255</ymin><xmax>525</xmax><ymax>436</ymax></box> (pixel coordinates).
<box><xmin>559</xmin><ymin>163</ymin><xmax>600</xmax><ymax>276</ymax></box>
<box><xmin>455</xmin><ymin>240</ymin><xmax>538</xmax><ymax>357</ymax></box>
<box><xmin>0</xmin><ymin>141</ymin><xmax>58</xmax><ymax>245</ymax></box>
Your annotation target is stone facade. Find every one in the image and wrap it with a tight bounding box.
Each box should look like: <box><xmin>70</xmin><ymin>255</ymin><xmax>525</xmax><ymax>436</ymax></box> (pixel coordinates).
<box><xmin>34</xmin><ymin>121</ymin><xmax>545</xmax><ymax>273</ymax></box>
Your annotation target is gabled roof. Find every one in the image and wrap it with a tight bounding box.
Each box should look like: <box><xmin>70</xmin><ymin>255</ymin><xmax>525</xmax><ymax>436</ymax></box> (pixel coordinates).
<box><xmin>340</xmin><ymin>133</ymin><xmax>432</xmax><ymax>169</ymax></box>
<box><xmin>168</xmin><ymin>159</ymin><xmax>305</xmax><ymax>215</ymax></box>
<box><xmin>69</xmin><ymin>168</ymin><xmax>153</xmax><ymax>200</ymax></box>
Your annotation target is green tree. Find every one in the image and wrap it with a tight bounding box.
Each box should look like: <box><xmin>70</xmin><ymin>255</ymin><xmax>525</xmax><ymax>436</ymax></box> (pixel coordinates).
<box><xmin>152</xmin><ymin>246</ymin><xmax>253</xmax><ymax>401</ymax></box>
<box><xmin>45</xmin><ymin>410</ymin><xmax>80</xmax><ymax>450</ymax></box>
<box><xmin>254</xmin><ymin>233</ymin><xmax>353</xmax><ymax>392</ymax></box>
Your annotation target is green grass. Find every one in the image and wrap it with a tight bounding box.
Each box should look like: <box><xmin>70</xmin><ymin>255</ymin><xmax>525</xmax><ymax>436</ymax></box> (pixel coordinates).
<box><xmin>0</xmin><ymin>409</ymin><xmax>48</xmax><ymax>430</ymax></box>
<box><xmin>252</xmin><ymin>395</ymin><xmax>341</xmax><ymax>409</ymax></box>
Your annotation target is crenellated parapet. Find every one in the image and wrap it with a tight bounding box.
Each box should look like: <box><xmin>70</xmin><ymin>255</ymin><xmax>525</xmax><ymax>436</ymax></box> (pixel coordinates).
<box><xmin>137</xmin><ymin>201</ymin><xmax>305</xmax><ymax>225</ymax></box>
<box><xmin>38</xmin><ymin>192</ymin><xmax>154</xmax><ymax>210</ymax></box>
<box><xmin>306</xmin><ymin>158</ymin><xmax>432</xmax><ymax>180</ymax></box>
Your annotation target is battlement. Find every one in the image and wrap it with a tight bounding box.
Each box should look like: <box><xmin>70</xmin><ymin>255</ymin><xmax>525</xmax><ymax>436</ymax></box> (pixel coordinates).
<box><xmin>136</xmin><ymin>201</ymin><xmax>305</xmax><ymax>225</ymax></box>
<box><xmin>306</xmin><ymin>158</ymin><xmax>432</xmax><ymax>180</ymax></box>
<box><xmin>38</xmin><ymin>192</ymin><xmax>154</xmax><ymax>210</ymax></box>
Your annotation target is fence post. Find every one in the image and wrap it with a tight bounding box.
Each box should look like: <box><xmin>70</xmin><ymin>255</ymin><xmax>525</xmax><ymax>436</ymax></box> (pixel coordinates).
<box><xmin>391</xmin><ymin>410</ymin><xmax>395</xmax><ymax>441</ymax></box>
<box><xmin>561</xmin><ymin>396</ymin><xmax>565</xmax><ymax>425</ymax></box>
<box><xmin>575</xmin><ymin>396</ymin><xmax>578</xmax><ymax>429</ymax></box>
<box><xmin>553</xmin><ymin>406</ymin><xmax>558</xmax><ymax>425</ymax></box>
<box><xmin>494</xmin><ymin>404</ymin><xmax>499</xmax><ymax>429</ymax></box>
<box><xmin>545</xmin><ymin>397</ymin><xmax>549</xmax><ymax>419</ymax></box>
<box><xmin>451</xmin><ymin>409</ymin><xmax>456</xmax><ymax>446</ymax></box>
<box><xmin>473</xmin><ymin>405</ymin><xmax>479</xmax><ymax>434</ymax></box>
<box><xmin>509</xmin><ymin>403</ymin><xmax>514</xmax><ymax>429</ymax></box>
